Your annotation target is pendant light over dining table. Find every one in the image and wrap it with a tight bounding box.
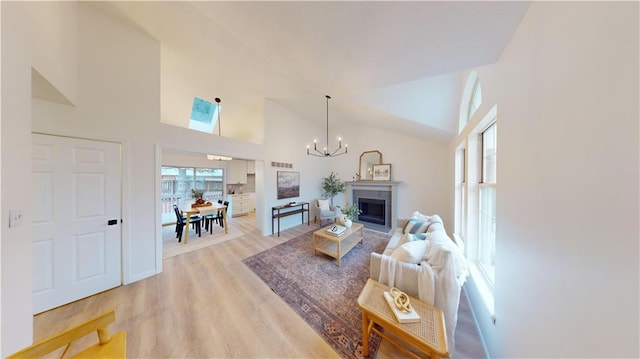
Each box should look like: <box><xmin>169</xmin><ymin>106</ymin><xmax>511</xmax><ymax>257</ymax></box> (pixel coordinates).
<box><xmin>306</xmin><ymin>95</ymin><xmax>348</xmax><ymax>157</ymax></box>
<box><xmin>215</xmin><ymin>97</ymin><xmax>221</xmax><ymax>136</ymax></box>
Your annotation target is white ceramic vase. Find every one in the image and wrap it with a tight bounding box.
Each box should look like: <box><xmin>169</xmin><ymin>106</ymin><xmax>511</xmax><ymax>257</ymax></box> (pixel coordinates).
<box><xmin>344</xmin><ymin>219</ymin><xmax>353</xmax><ymax>228</ymax></box>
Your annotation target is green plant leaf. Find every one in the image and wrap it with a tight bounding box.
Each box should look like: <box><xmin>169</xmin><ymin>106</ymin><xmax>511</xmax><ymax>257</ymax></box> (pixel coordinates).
<box><xmin>320</xmin><ymin>171</ymin><xmax>345</xmax><ymax>199</ymax></box>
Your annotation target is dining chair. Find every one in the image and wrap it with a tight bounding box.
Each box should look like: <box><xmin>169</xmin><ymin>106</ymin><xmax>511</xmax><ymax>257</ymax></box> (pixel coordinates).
<box><xmin>173</xmin><ymin>205</ymin><xmax>186</xmax><ymax>242</ymax></box>
<box><xmin>204</xmin><ymin>201</ymin><xmax>227</xmax><ymax>234</ymax></box>
<box><xmin>173</xmin><ymin>204</ymin><xmax>202</xmax><ymax>241</ymax></box>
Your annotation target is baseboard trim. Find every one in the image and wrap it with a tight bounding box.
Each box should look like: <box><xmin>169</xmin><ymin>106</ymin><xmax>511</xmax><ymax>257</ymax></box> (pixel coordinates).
<box><xmin>462</xmin><ymin>286</ymin><xmax>491</xmax><ymax>359</ymax></box>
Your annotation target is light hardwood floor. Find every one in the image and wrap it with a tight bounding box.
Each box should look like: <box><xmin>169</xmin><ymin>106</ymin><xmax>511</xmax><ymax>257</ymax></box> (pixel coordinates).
<box><xmin>33</xmin><ymin>212</ymin><xmax>484</xmax><ymax>358</ymax></box>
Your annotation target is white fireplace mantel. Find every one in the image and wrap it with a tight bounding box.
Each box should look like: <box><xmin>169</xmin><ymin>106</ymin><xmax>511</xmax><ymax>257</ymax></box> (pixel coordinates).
<box><xmin>346</xmin><ymin>181</ymin><xmax>402</xmax><ymax>189</ymax></box>
<box><xmin>345</xmin><ymin>181</ymin><xmax>401</xmax><ymax>230</ymax></box>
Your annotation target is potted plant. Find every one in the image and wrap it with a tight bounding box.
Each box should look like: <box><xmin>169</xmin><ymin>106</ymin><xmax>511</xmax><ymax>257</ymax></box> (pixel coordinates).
<box><xmin>320</xmin><ymin>171</ymin><xmax>345</xmax><ymax>205</ymax></box>
<box><xmin>338</xmin><ymin>203</ymin><xmax>362</xmax><ymax>228</ymax></box>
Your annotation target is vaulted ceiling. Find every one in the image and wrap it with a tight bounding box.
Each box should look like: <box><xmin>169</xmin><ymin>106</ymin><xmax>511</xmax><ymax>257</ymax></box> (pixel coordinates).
<box><xmin>92</xmin><ymin>1</ymin><xmax>530</xmax><ymax>143</ymax></box>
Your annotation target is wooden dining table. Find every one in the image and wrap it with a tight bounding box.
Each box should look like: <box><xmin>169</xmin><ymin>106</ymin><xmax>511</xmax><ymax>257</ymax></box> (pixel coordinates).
<box><xmin>180</xmin><ymin>202</ymin><xmax>228</xmax><ymax>244</ymax></box>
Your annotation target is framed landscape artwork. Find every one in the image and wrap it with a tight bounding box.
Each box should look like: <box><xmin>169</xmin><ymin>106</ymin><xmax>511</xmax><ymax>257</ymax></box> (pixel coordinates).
<box><xmin>277</xmin><ymin>171</ymin><xmax>300</xmax><ymax>199</ymax></box>
<box><xmin>372</xmin><ymin>164</ymin><xmax>391</xmax><ymax>181</ymax></box>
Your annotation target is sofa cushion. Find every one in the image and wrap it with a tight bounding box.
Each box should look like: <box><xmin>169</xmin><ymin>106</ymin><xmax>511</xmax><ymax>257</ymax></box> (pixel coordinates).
<box><xmin>430</xmin><ymin>214</ymin><xmax>443</xmax><ymax>224</ymax></box>
<box><xmin>390</xmin><ymin>240</ymin><xmax>428</xmax><ymax>264</ymax></box>
<box><xmin>411</xmin><ymin>211</ymin><xmax>432</xmax><ymax>222</ymax></box>
<box><xmin>402</xmin><ymin>219</ymin><xmax>431</xmax><ymax>234</ymax></box>
<box><xmin>395</xmin><ymin>232</ymin><xmax>429</xmax><ymax>249</ymax></box>
<box><xmin>320</xmin><ymin>210</ymin><xmax>335</xmax><ymax>217</ymax></box>
<box><xmin>424</xmin><ymin>231</ymin><xmax>468</xmax><ymax>281</ymax></box>
<box><xmin>318</xmin><ymin>199</ymin><xmax>330</xmax><ymax>211</ymax></box>
<box><xmin>408</xmin><ymin>233</ymin><xmax>428</xmax><ymax>241</ymax></box>
<box><xmin>426</xmin><ymin>222</ymin><xmax>444</xmax><ymax>233</ymax></box>
<box><xmin>383</xmin><ymin>229</ymin><xmax>404</xmax><ymax>255</ymax></box>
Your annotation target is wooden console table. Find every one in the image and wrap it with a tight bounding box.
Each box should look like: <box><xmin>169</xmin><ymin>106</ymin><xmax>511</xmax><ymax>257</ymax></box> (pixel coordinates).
<box><xmin>271</xmin><ymin>202</ymin><xmax>309</xmax><ymax>237</ymax></box>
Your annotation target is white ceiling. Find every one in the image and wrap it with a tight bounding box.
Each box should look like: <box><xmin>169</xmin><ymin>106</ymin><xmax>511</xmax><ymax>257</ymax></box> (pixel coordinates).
<box><xmin>92</xmin><ymin>1</ymin><xmax>530</xmax><ymax>143</ymax></box>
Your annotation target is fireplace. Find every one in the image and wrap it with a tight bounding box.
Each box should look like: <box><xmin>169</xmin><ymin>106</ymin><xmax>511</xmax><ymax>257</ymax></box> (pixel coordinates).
<box><xmin>351</xmin><ymin>188</ymin><xmax>395</xmax><ymax>231</ymax></box>
<box><xmin>346</xmin><ymin>181</ymin><xmax>400</xmax><ymax>232</ymax></box>
<box><xmin>358</xmin><ymin>198</ymin><xmax>386</xmax><ymax>225</ymax></box>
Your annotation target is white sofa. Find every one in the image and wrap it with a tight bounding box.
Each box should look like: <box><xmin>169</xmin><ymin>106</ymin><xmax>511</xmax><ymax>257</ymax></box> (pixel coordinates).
<box><xmin>369</xmin><ymin>212</ymin><xmax>468</xmax><ymax>350</ymax></box>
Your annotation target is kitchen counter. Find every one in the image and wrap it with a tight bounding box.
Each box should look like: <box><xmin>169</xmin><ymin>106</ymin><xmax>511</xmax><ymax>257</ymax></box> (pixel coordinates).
<box><xmin>227</xmin><ymin>192</ymin><xmax>255</xmax><ymax>217</ymax></box>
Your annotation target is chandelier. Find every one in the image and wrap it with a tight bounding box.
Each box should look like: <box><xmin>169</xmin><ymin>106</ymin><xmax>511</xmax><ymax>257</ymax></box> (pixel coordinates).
<box><xmin>306</xmin><ymin>95</ymin><xmax>348</xmax><ymax>157</ymax></box>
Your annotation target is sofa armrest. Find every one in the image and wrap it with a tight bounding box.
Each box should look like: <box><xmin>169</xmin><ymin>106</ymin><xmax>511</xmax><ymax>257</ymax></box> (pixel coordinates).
<box><xmin>370</xmin><ymin>252</ymin><xmax>384</xmax><ymax>279</ymax></box>
<box><xmin>369</xmin><ymin>252</ymin><xmax>424</xmax><ymax>299</ymax></box>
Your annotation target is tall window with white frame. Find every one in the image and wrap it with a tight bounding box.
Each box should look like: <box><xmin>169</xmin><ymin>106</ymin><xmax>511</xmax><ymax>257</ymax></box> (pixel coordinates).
<box><xmin>454</xmin><ymin>146</ymin><xmax>467</xmax><ymax>241</ymax></box>
<box><xmin>478</xmin><ymin>121</ymin><xmax>497</xmax><ymax>284</ymax></box>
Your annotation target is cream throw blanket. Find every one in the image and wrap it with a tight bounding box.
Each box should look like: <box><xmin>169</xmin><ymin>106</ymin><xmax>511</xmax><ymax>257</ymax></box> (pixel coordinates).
<box><xmin>378</xmin><ymin>255</ymin><xmax>435</xmax><ymax>305</ymax></box>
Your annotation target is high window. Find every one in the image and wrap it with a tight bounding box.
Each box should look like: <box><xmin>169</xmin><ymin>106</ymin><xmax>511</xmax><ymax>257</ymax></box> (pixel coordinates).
<box><xmin>478</xmin><ymin>122</ymin><xmax>497</xmax><ymax>284</ymax></box>
<box><xmin>189</xmin><ymin>97</ymin><xmax>220</xmax><ymax>134</ymax></box>
<box><xmin>454</xmin><ymin>146</ymin><xmax>467</xmax><ymax>239</ymax></box>
<box><xmin>458</xmin><ymin>71</ymin><xmax>482</xmax><ymax>134</ymax></box>
<box><xmin>454</xmin><ymin>71</ymin><xmax>496</xmax><ymax>314</ymax></box>
<box><xmin>468</xmin><ymin>80</ymin><xmax>482</xmax><ymax>120</ymax></box>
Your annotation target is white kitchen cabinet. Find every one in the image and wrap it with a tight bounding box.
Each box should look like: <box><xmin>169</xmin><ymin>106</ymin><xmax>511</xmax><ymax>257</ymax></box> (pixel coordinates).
<box><xmin>227</xmin><ymin>160</ymin><xmax>247</xmax><ymax>184</ymax></box>
<box><xmin>248</xmin><ymin>192</ymin><xmax>256</xmax><ymax>211</ymax></box>
<box><xmin>227</xmin><ymin>193</ymin><xmax>251</xmax><ymax>217</ymax></box>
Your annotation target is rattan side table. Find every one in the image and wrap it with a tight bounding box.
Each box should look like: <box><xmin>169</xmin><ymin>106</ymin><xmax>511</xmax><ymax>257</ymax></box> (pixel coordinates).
<box><xmin>357</xmin><ymin>279</ymin><xmax>449</xmax><ymax>358</ymax></box>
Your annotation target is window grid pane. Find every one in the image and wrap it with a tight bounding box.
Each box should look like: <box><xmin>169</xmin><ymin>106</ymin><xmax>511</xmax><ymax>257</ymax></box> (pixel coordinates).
<box><xmin>461</xmin><ymin>184</ymin><xmax>467</xmax><ymax>237</ymax></box>
<box><xmin>195</xmin><ymin>168</ymin><xmax>224</xmax><ymax>200</ymax></box>
<box><xmin>482</xmin><ymin>123</ymin><xmax>497</xmax><ymax>183</ymax></box>
<box><xmin>479</xmin><ymin>121</ymin><xmax>497</xmax><ymax>285</ymax></box>
<box><xmin>478</xmin><ymin>185</ymin><xmax>496</xmax><ymax>284</ymax></box>
<box><xmin>468</xmin><ymin>82</ymin><xmax>482</xmax><ymax>119</ymax></box>
<box><xmin>161</xmin><ymin>166</ymin><xmax>227</xmax><ymax>205</ymax></box>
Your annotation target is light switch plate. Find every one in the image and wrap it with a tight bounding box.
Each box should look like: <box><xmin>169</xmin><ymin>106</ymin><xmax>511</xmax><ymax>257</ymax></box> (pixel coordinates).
<box><xmin>9</xmin><ymin>210</ymin><xmax>23</xmax><ymax>228</ymax></box>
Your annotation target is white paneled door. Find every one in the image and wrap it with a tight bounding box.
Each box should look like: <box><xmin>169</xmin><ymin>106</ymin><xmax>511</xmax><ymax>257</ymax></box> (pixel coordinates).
<box><xmin>32</xmin><ymin>134</ymin><xmax>122</xmax><ymax>314</ymax></box>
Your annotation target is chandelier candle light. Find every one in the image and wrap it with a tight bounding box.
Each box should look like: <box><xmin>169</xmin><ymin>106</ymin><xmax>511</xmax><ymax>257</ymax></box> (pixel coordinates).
<box><xmin>307</xmin><ymin>95</ymin><xmax>348</xmax><ymax>157</ymax></box>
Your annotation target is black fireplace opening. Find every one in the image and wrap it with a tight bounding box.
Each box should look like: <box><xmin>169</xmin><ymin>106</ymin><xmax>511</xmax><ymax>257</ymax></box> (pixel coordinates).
<box><xmin>358</xmin><ymin>198</ymin><xmax>385</xmax><ymax>225</ymax></box>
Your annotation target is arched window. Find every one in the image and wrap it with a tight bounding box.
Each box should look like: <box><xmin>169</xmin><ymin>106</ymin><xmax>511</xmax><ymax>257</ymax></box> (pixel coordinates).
<box><xmin>458</xmin><ymin>71</ymin><xmax>482</xmax><ymax>134</ymax></box>
<box><xmin>468</xmin><ymin>80</ymin><xmax>482</xmax><ymax>120</ymax></box>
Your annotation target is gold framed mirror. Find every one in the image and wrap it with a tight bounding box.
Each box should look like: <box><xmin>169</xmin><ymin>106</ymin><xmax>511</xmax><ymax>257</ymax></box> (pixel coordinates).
<box><xmin>358</xmin><ymin>150</ymin><xmax>382</xmax><ymax>181</ymax></box>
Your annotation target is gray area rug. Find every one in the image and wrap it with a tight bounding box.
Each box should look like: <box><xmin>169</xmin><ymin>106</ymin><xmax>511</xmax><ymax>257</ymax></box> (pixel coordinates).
<box><xmin>243</xmin><ymin>228</ymin><xmax>390</xmax><ymax>359</ymax></box>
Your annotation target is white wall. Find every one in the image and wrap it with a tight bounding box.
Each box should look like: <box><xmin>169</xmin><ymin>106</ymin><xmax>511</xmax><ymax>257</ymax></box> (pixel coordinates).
<box><xmin>324</xmin><ymin>123</ymin><xmax>452</xmax><ymax>226</ymax></box>
<box><xmin>31</xmin><ymin>3</ymin><xmax>163</xmax><ymax>286</ymax></box>
<box><xmin>161</xmin><ymin>46</ymin><xmax>266</xmax><ymax>145</ymax></box>
<box><xmin>461</xmin><ymin>3</ymin><xmax>638</xmax><ymax>357</ymax></box>
<box><xmin>1</xmin><ymin>2</ymin><xmax>79</xmax><ymax>354</ymax></box>
<box><xmin>261</xmin><ymin>99</ymin><xmax>328</xmax><ymax>235</ymax></box>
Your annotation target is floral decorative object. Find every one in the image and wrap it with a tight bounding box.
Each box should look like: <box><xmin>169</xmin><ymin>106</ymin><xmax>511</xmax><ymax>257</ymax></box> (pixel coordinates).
<box><xmin>338</xmin><ymin>203</ymin><xmax>362</xmax><ymax>221</ymax></box>
<box><xmin>191</xmin><ymin>189</ymin><xmax>204</xmax><ymax>199</ymax></box>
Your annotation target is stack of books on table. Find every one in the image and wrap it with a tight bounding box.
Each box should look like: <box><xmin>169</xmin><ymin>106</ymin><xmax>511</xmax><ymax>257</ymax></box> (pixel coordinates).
<box><xmin>326</xmin><ymin>224</ymin><xmax>347</xmax><ymax>236</ymax></box>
